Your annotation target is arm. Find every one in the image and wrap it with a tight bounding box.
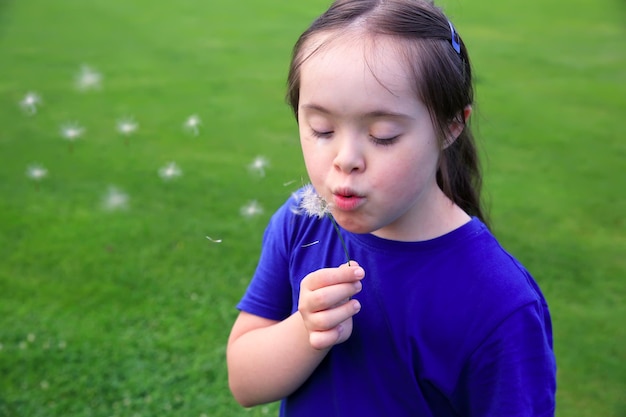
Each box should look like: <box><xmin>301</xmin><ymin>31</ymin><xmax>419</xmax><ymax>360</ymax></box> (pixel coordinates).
<box><xmin>227</xmin><ymin>262</ymin><xmax>364</xmax><ymax>407</ymax></box>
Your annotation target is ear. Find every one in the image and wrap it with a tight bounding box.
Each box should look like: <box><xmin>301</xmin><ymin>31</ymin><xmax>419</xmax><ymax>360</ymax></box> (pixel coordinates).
<box><xmin>443</xmin><ymin>105</ymin><xmax>472</xmax><ymax>149</ymax></box>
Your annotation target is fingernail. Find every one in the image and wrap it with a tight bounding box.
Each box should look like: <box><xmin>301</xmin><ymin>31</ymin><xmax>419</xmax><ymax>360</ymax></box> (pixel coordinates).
<box><xmin>354</xmin><ymin>281</ymin><xmax>362</xmax><ymax>292</ymax></box>
<box><xmin>354</xmin><ymin>267</ymin><xmax>365</xmax><ymax>278</ymax></box>
<box><xmin>353</xmin><ymin>300</ymin><xmax>361</xmax><ymax>311</ymax></box>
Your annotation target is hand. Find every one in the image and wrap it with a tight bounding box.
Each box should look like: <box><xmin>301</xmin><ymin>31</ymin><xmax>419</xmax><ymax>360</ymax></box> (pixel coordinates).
<box><xmin>298</xmin><ymin>261</ymin><xmax>364</xmax><ymax>350</ymax></box>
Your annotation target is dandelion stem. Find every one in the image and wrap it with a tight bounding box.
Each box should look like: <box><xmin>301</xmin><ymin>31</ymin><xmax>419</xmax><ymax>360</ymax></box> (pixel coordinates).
<box><xmin>328</xmin><ymin>214</ymin><xmax>350</xmax><ymax>266</ymax></box>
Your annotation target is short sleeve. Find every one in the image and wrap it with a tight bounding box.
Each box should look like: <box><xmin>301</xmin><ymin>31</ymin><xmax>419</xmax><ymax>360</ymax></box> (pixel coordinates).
<box><xmin>236</xmin><ymin>202</ymin><xmax>295</xmax><ymax>321</ymax></box>
<box><xmin>454</xmin><ymin>301</ymin><xmax>557</xmax><ymax>417</ymax></box>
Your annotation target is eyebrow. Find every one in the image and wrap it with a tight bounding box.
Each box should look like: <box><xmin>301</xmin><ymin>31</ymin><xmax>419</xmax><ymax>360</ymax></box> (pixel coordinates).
<box><xmin>300</xmin><ymin>103</ymin><xmax>414</xmax><ymax>121</ymax></box>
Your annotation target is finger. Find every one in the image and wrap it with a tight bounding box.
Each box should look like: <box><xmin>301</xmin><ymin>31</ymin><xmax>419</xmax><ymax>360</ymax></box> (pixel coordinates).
<box><xmin>306</xmin><ymin>281</ymin><xmax>362</xmax><ymax>312</ymax></box>
<box><xmin>303</xmin><ymin>264</ymin><xmax>365</xmax><ymax>291</ymax></box>
<box><xmin>309</xmin><ymin>327</ymin><xmax>342</xmax><ymax>350</ymax></box>
<box><xmin>306</xmin><ymin>299</ymin><xmax>361</xmax><ymax>332</ymax></box>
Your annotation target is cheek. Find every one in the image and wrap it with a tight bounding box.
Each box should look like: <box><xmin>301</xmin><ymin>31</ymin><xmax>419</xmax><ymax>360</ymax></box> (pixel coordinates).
<box><xmin>300</xmin><ymin>136</ymin><xmax>324</xmax><ymax>179</ymax></box>
<box><xmin>374</xmin><ymin>149</ymin><xmax>439</xmax><ymax>189</ymax></box>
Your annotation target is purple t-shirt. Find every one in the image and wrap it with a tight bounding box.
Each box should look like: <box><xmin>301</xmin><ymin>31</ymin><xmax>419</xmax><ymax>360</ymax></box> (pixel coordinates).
<box><xmin>237</xmin><ymin>193</ymin><xmax>556</xmax><ymax>416</ymax></box>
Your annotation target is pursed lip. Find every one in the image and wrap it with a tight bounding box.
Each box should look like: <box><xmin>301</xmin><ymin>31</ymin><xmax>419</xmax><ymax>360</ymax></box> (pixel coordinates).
<box><xmin>331</xmin><ymin>187</ymin><xmax>365</xmax><ymax>211</ymax></box>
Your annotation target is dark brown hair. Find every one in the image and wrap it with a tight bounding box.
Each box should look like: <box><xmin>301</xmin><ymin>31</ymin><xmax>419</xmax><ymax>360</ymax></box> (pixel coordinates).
<box><xmin>286</xmin><ymin>0</ymin><xmax>489</xmax><ymax>226</ymax></box>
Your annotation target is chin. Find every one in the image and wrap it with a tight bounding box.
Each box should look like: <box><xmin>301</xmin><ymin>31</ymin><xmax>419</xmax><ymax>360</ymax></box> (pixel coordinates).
<box><xmin>334</xmin><ymin>218</ymin><xmax>374</xmax><ymax>235</ymax></box>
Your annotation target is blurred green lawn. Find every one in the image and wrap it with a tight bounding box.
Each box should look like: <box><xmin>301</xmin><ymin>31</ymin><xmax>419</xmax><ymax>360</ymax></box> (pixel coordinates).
<box><xmin>0</xmin><ymin>0</ymin><xmax>623</xmax><ymax>416</ymax></box>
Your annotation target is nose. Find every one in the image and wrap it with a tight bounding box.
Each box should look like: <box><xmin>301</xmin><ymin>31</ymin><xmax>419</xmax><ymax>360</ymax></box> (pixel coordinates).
<box><xmin>333</xmin><ymin>134</ymin><xmax>365</xmax><ymax>174</ymax></box>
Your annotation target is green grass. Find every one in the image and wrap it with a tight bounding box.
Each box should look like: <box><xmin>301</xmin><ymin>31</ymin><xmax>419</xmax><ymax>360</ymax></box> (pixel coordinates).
<box><xmin>0</xmin><ymin>0</ymin><xmax>623</xmax><ymax>416</ymax></box>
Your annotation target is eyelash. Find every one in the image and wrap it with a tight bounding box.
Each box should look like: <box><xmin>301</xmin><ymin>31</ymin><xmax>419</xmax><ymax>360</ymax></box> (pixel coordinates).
<box><xmin>310</xmin><ymin>129</ymin><xmax>332</xmax><ymax>139</ymax></box>
<box><xmin>371</xmin><ymin>135</ymin><xmax>399</xmax><ymax>146</ymax></box>
<box><xmin>310</xmin><ymin>129</ymin><xmax>399</xmax><ymax>146</ymax></box>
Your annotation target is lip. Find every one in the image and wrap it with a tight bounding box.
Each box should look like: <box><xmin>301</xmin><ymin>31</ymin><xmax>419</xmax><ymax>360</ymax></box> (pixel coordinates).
<box><xmin>331</xmin><ymin>188</ymin><xmax>365</xmax><ymax>211</ymax></box>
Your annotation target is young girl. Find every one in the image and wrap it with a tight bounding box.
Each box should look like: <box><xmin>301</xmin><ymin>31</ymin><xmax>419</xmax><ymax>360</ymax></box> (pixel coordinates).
<box><xmin>227</xmin><ymin>0</ymin><xmax>557</xmax><ymax>415</ymax></box>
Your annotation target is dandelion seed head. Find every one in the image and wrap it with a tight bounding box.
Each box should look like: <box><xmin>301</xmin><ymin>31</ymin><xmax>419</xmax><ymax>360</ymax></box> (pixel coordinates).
<box><xmin>60</xmin><ymin>122</ymin><xmax>85</xmax><ymax>141</ymax></box>
<box><xmin>240</xmin><ymin>200</ymin><xmax>263</xmax><ymax>218</ymax></box>
<box><xmin>248</xmin><ymin>156</ymin><xmax>269</xmax><ymax>177</ymax></box>
<box><xmin>75</xmin><ymin>65</ymin><xmax>102</xmax><ymax>91</ymax></box>
<box><xmin>19</xmin><ymin>341</ymin><xmax>27</xmax><ymax>350</ymax></box>
<box><xmin>58</xmin><ymin>340</ymin><xmax>66</xmax><ymax>350</ymax></box>
<box><xmin>102</xmin><ymin>186</ymin><xmax>129</xmax><ymax>211</ymax></box>
<box><xmin>116</xmin><ymin>117</ymin><xmax>138</xmax><ymax>136</ymax></box>
<box><xmin>26</xmin><ymin>164</ymin><xmax>48</xmax><ymax>181</ymax></box>
<box><xmin>40</xmin><ymin>381</ymin><xmax>49</xmax><ymax>390</ymax></box>
<box><xmin>158</xmin><ymin>162</ymin><xmax>182</xmax><ymax>180</ymax></box>
<box><xmin>20</xmin><ymin>92</ymin><xmax>42</xmax><ymax>114</ymax></box>
<box><xmin>294</xmin><ymin>184</ymin><xmax>351</xmax><ymax>263</ymax></box>
<box><xmin>295</xmin><ymin>184</ymin><xmax>331</xmax><ymax>219</ymax></box>
<box><xmin>27</xmin><ymin>333</ymin><xmax>36</xmax><ymax>343</ymax></box>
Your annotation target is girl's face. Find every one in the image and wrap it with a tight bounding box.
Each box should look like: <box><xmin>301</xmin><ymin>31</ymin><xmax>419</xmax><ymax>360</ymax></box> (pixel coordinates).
<box><xmin>298</xmin><ymin>34</ymin><xmax>459</xmax><ymax>241</ymax></box>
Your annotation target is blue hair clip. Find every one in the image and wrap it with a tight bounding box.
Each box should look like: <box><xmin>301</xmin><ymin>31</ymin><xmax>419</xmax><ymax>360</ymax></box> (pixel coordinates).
<box><xmin>448</xmin><ymin>21</ymin><xmax>461</xmax><ymax>54</ymax></box>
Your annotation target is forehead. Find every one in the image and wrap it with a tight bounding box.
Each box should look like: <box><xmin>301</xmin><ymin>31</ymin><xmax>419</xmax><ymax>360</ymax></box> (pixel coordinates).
<box><xmin>300</xmin><ymin>30</ymin><xmax>414</xmax><ymax>96</ymax></box>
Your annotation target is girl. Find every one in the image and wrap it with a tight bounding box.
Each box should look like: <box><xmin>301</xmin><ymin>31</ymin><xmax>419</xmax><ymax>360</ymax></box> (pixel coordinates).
<box><xmin>227</xmin><ymin>0</ymin><xmax>557</xmax><ymax>415</ymax></box>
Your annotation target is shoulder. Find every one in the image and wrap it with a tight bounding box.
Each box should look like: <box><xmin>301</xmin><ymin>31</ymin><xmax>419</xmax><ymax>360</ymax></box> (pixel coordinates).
<box><xmin>441</xmin><ymin>218</ymin><xmax>544</xmax><ymax>305</ymax></box>
<box><xmin>415</xmin><ymin>219</ymin><xmax>551</xmax><ymax>355</ymax></box>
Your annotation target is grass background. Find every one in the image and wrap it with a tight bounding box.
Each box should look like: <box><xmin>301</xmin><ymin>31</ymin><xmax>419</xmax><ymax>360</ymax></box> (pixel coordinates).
<box><xmin>0</xmin><ymin>0</ymin><xmax>623</xmax><ymax>416</ymax></box>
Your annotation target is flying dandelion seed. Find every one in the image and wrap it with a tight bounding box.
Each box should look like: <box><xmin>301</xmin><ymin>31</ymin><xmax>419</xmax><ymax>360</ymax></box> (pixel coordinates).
<box><xmin>183</xmin><ymin>114</ymin><xmax>201</xmax><ymax>136</ymax></box>
<box><xmin>248</xmin><ymin>155</ymin><xmax>269</xmax><ymax>177</ymax></box>
<box><xmin>283</xmin><ymin>179</ymin><xmax>296</xmax><ymax>187</ymax></box>
<box><xmin>206</xmin><ymin>236</ymin><xmax>222</xmax><ymax>243</ymax></box>
<box><xmin>102</xmin><ymin>186</ymin><xmax>129</xmax><ymax>211</ymax></box>
<box><xmin>19</xmin><ymin>92</ymin><xmax>42</xmax><ymax>115</ymax></box>
<box><xmin>60</xmin><ymin>122</ymin><xmax>84</xmax><ymax>140</ymax></box>
<box><xmin>116</xmin><ymin>117</ymin><xmax>138</xmax><ymax>141</ymax></box>
<box><xmin>158</xmin><ymin>162</ymin><xmax>182</xmax><ymax>180</ymax></box>
<box><xmin>26</xmin><ymin>164</ymin><xmax>48</xmax><ymax>181</ymax></box>
<box><xmin>301</xmin><ymin>240</ymin><xmax>320</xmax><ymax>248</ymax></box>
<box><xmin>240</xmin><ymin>200</ymin><xmax>263</xmax><ymax>218</ymax></box>
<box><xmin>75</xmin><ymin>65</ymin><xmax>102</xmax><ymax>91</ymax></box>
<box><xmin>60</xmin><ymin>122</ymin><xmax>84</xmax><ymax>152</ymax></box>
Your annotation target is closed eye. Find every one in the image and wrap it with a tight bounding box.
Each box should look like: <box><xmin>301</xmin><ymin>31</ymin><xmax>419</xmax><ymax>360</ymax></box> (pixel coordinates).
<box><xmin>371</xmin><ymin>135</ymin><xmax>400</xmax><ymax>146</ymax></box>
<box><xmin>311</xmin><ymin>129</ymin><xmax>334</xmax><ymax>139</ymax></box>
